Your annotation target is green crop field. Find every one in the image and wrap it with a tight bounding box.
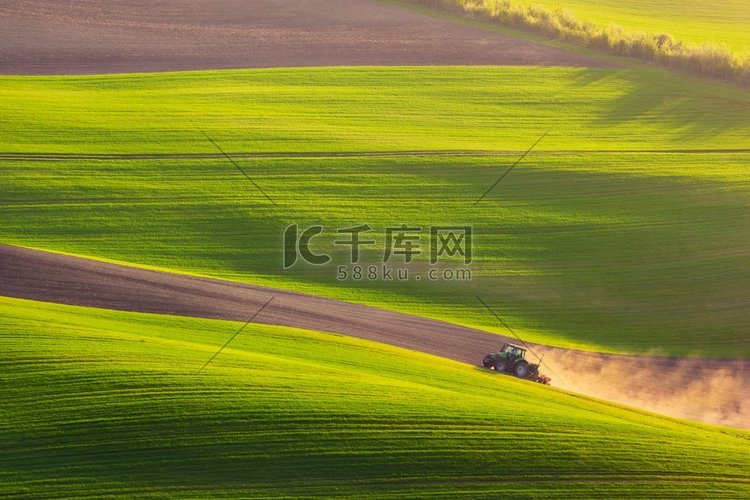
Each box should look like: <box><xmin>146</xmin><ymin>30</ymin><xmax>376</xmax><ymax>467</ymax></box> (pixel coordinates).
<box><xmin>530</xmin><ymin>0</ymin><xmax>750</xmax><ymax>52</ymax></box>
<box><xmin>3</xmin><ymin>0</ymin><xmax>749</xmax><ymax>496</ymax></box>
<box><xmin>2</xmin><ymin>66</ymin><xmax>749</xmax><ymax>154</ymax></box>
<box><xmin>0</xmin><ymin>68</ymin><xmax>750</xmax><ymax>357</ymax></box>
<box><xmin>1</xmin><ymin>296</ymin><xmax>748</xmax><ymax>497</ymax></box>
<box><xmin>2</xmin><ymin>66</ymin><xmax>749</xmax><ymax>357</ymax></box>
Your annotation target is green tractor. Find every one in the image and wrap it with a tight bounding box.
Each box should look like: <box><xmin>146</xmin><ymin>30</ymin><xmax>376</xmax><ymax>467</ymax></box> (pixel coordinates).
<box><xmin>482</xmin><ymin>343</ymin><xmax>551</xmax><ymax>384</ymax></box>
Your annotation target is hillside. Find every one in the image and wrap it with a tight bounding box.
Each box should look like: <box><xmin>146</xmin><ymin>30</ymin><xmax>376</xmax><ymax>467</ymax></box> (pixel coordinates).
<box><xmin>1</xmin><ymin>67</ymin><xmax>749</xmax><ymax>357</ymax></box>
<box><xmin>2</xmin><ymin>0</ymin><xmax>749</xmax><ymax>495</ymax></box>
<box><xmin>2</xmin><ymin>296</ymin><xmax>749</xmax><ymax>497</ymax></box>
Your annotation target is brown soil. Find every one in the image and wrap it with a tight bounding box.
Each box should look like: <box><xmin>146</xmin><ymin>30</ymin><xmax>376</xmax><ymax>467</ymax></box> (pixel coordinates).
<box><xmin>1</xmin><ymin>243</ymin><xmax>747</xmax><ymax>428</ymax></box>
<box><xmin>0</xmin><ymin>0</ymin><xmax>603</xmax><ymax>74</ymax></box>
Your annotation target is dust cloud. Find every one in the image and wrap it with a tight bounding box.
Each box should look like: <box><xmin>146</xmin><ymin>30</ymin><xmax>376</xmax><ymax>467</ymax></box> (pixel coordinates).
<box><xmin>535</xmin><ymin>347</ymin><xmax>750</xmax><ymax>429</ymax></box>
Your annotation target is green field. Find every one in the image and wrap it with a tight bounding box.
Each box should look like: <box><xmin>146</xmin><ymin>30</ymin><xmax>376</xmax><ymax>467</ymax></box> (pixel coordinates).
<box><xmin>2</xmin><ymin>66</ymin><xmax>749</xmax><ymax>153</ymax></box>
<box><xmin>2</xmin><ymin>296</ymin><xmax>748</xmax><ymax>497</ymax></box>
<box><xmin>531</xmin><ymin>0</ymin><xmax>750</xmax><ymax>52</ymax></box>
<box><xmin>2</xmin><ymin>66</ymin><xmax>749</xmax><ymax>357</ymax></box>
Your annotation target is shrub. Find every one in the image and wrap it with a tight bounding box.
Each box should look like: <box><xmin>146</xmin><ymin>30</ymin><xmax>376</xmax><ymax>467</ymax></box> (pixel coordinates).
<box><xmin>410</xmin><ymin>0</ymin><xmax>750</xmax><ymax>86</ymax></box>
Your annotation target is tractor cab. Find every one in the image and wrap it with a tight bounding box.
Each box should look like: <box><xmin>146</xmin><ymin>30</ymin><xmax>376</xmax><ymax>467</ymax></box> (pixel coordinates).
<box><xmin>499</xmin><ymin>343</ymin><xmax>526</xmax><ymax>360</ymax></box>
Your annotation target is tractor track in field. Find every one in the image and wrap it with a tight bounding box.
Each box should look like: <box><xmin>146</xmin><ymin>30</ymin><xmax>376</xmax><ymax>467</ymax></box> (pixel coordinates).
<box><xmin>0</xmin><ymin>0</ymin><xmax>602</xmax><ymax>75</ymax></box>
<box><xmin>1</xmin><ymin>149</ymin><xmax>750</xmax><ymax>162</ymax></box>
<box><xmin>1</xmin><ymin>243</ymin><xmax>748</xmax><ymax>429</ymax></box>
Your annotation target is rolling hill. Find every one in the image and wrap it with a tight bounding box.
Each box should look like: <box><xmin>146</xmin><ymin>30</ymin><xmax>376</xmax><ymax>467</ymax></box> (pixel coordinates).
<box><xmin>2</xmin><ymin>0</ymin><xmax>750</xmax><ymax>495</ymax></box>
<box><xmin>2</xmin><ymin>296</ymin><xmax>749</xmax><ymax>497</ymax></box>
<box><xmin>1</xmin><ymin>66</ymin><xmax>749</xmax><ymax>357</ymax></box>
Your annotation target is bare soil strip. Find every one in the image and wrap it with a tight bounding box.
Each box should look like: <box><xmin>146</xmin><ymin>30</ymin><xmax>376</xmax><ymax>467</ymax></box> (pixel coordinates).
<box><xmin>1</xmin><ymin>243</ymin><xmax>747</xmax><ymax>428</ymax></box>
<box><xmin>0</xmin><ymin>0</ymin><xmax>602</xmax><ymax>74</ymax></box>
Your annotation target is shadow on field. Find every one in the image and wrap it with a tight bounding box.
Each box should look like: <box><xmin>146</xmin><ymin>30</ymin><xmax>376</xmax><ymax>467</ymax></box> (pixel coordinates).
<box><xmin>573</xmin><ymin>71</ymin><xmax>750</xmax><ymax>140</ymax></box>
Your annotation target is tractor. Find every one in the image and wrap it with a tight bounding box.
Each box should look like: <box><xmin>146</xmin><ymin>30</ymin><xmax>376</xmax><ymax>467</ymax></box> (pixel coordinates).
<box><xmin>482</xmin><ymin>343</ymin><xmax>551</xmax><ymax>384</ymax></box>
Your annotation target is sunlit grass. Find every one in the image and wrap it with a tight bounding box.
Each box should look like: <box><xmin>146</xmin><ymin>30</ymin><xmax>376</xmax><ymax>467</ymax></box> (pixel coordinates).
<box><xmin>2</xmin><ymin>296</ymin><xmax>749</xmax><ymax>497</ymax></box>
<box><xmin>529</xmin><ymin>0</ymin><xmax>750</xmax><ymax>51</ymax></box>
<box><xmin>1</xmin><ymin>66</ymin><xmax>749</xmax><ymax>356</ymax></box>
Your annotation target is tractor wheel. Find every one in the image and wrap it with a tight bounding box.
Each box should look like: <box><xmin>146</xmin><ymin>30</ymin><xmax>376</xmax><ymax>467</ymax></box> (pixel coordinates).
<box><xmin>482</xmin><ymin>355</ymin><xmax>495</xmax><ymax>368</ymax></box>
<box><xmin>514</xmin><ymin>361</ymin><xmax>530</xmax><ymax>378</ymax></box>
<box><xmin>494</xmin><ymin>359</ymin><xmax>508</xmax><ymax>373</ymax></box>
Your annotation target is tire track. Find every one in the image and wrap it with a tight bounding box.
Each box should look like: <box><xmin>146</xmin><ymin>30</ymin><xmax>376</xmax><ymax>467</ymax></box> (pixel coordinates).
<box><xmin>2</xmin><ymin>149</ymin><xmax>750</xmax><ymax>162</ymax></box>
